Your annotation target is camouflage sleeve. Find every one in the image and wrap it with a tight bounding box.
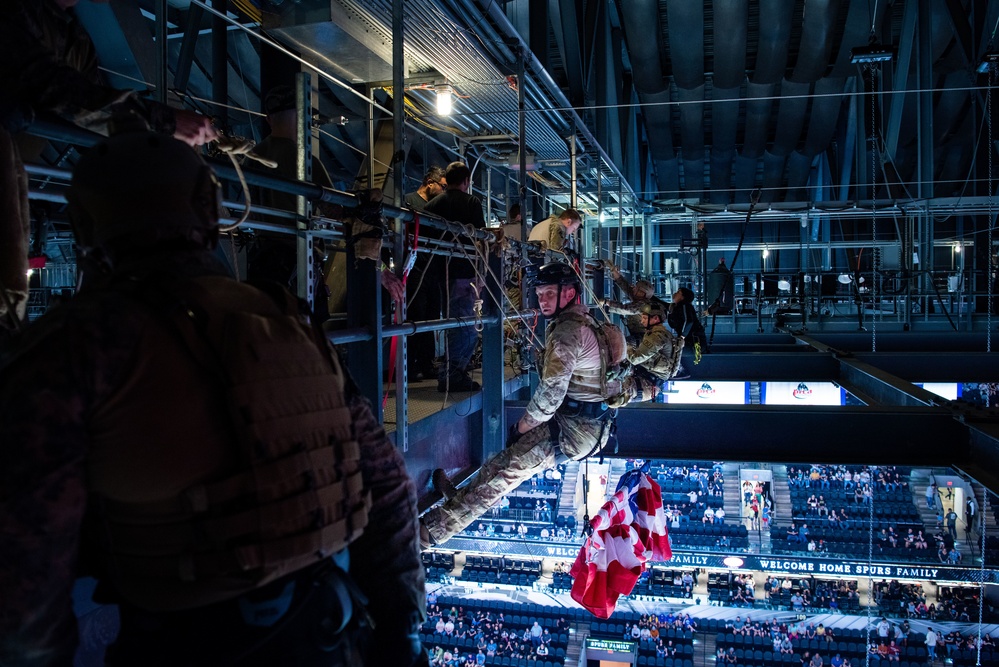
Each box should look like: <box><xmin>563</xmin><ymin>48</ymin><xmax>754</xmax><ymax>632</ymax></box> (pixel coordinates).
<box><xmin>546</xmin><ymin>220</ymin><xmax>568</xmax><ymax>253</ymax></box>
<box><xmin>603</xmin><ymin>299</ymin><xmax>640</xmax><ymax>316</ymax></box>
<box><xmin>0</xmin><ymin>313</ymin><xmax>105</xmax><ymax>666</ymax></box>
<box><xmin>612</xmin><ymin>273</ymin><xmax>637</xmax><ymax>301</ymax></box>
<box><xmin>346</xmin><ymin>395</ymin><xmax>426</xmax><ymax>667</ymax></box>
<box><xmin>629</xmin><ymin>327</ymin><xmax>669</xmax><ymax>367</ymax></box>
<box><xmin>524</xmin><ymin>321</ymin><xmax>581</xmax><ymax>424</ymax></box>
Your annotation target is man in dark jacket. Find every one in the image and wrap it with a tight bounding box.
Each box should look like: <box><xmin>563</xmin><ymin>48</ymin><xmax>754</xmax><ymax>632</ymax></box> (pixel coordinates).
<box><xmin>422</xmin><ymin>161</ymin><xmax>486</xmax><ymax>392</ymax></box>
<box><xmin>668</xmin><ymin>287</ymin><xmax>707</xmax><ymax>374</ymax></box>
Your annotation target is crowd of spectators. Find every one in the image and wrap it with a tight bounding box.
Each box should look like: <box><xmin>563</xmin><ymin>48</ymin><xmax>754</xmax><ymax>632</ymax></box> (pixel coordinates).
<box><xmin>765</xmin><ymin>576</ymin><xmax>861</xmax><ymax>613</ymax></box>
<box><xmin>720</xmin><ymin>617</ymin><xmax>852</xmax><ymax>667</ymax></box>
<box><xmin>786</xmin><ymin>465</ymin><xmax>910</xmax><ymax>492</ymax></box>
<box><xmin>424</xmin><ymin>594</ymin><xmax>568</xmax><ymax>666</ymax></box>
<box><xmin>932</xmin><ymin>586</ymin><xmax>982</xmax><ymax>623</ymax></box>
<box><xmin>620</xmin><ymin>610</ymin><xmax>698</xmax><ymax>660</ymax></box>
<box><xmin>632</xmin><ymin>567</ymin><xmax>697</xmax><ymax>599</ymax></box>
<box><xmin>708</xmin><ymin>572</ymin><xmax>756</xmax><ymax>607</ymax></box>
<box><xmin>873</xmin><ymin>580</ymin><xmax>925</xmax><ymax>618</ymax></box>
<box><xmin>637</xmin><ymin>459</ymin><xmax>726</xmax><ymax>499</ymax></box>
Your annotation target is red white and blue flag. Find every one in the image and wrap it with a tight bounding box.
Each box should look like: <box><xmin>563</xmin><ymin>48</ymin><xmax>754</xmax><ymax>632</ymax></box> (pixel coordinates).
<box><xmin>569</xmin><ymin>468</ymin><xmax>672</xmax><ymax>618</ymax></box>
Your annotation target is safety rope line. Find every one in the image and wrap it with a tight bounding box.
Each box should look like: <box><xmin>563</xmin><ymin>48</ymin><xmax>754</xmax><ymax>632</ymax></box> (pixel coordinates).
<box><xmin>865</xmin><ymin>478</ymin><xmax>874</xmax><ymax>667</ymax></box>
<box><xmin>458</xmin><ymin>225</ymin><xmax>547</xmax><ymax>351</ymax></box>
<box><xmin>976</xmin><ymin>489</ymin><xmax>988</xmax><ymax>666</ymax></box>
<box><xmin>870</xmin><ymin>64</ymin><xmax>879</xmax><ymax>353</ymax></box>
<box><xmin>988</xmin><ymin>65</ymin><xmax>994</xmax><ymax>353</ymax></box>
<box><xmin>383</xmin><ymin>214</ymin><xmax>421</xmax><ymax>409</ymax></box>
<box><xmin>709</xmin><ymin>189</ymin><xmax>761</xmax><ymax>345</ymax></box>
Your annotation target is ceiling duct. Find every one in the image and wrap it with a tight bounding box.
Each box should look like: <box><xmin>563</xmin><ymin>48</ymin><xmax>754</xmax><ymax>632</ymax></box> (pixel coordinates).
<box><xmin>709</xmin><ymin>0</ymin><xmax>748</xmax><ymax>204</ymax></box>
<box><xmin>618</xmin><ymin>0</ymin><xmax>678</xmax><ymax>196</ymax></box>
<box><xmin>667</xmin><ymin>0</ymin><xmax>705</xmax><ymax>200</ymax></box>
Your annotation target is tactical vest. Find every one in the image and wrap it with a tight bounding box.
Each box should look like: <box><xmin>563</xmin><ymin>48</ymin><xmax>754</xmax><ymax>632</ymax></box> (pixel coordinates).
<box><xmin>557</xmin><ymin>309</ymin><xmax>630</xmax><ymax>401</ymax></box>
<box><xmin>642</xmin><ymin>326</ymin><xmax>685</xmax><ymax>380</ymax></box>
<box><xmin>90</xmin><ymin>275</ymin><xmax>370</xmax><ymax>610</ymax></box>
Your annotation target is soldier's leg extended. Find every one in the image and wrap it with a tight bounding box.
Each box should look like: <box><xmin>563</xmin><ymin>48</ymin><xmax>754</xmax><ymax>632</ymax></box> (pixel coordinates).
<box><xmin>422</xmin><ymin>424</ymin><xmax>559</xmax><ymax>545</ymax></box>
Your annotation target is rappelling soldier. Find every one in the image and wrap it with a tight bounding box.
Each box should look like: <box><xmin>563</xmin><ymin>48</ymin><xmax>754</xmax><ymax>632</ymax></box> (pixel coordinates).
<box><xmin>0</xmin><ymin>130</ymin><xmax>425</xmax><ymax>666</ymax></box>
<box><xmin>627</xmin><ymin>300</ymin><xmax>684</xmax><ymax>402</ymax></box>
<box><xmin>422</xmin><ymin>263</ymin><xmax>631</xmax><ymax>547</ymax></box>
<box><xmin>600</xmin><ymin>259</ymin><xmax>657</xmax><ymax>343</ymax></box>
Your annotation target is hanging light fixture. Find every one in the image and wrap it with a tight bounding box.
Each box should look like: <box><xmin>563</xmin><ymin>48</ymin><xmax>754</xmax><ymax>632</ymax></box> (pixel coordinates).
<box><xmin>435</xmin><ymin>83</ymin><xmax>453</xmax><ymax>116</ymax></box>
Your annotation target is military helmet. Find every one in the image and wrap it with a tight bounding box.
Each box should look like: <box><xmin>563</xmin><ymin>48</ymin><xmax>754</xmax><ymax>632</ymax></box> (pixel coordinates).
<box><xmin>634</xmin><ymin>279</ymin><xmax>654</xmax><ymax>296</ymax></box>
<box><xmin>529</xmin><ymin>262</ymin><xmax>580</xmax><ymax>288</ymax></box>
<box><xmin>67</xmin><ymin>131</ymin><xmax>223</xmax><ymax>254</ymax></box>
<box><xmin>263</xmin><ymin>84</ymin><xmax>297</xmax><ymax>115</ymax></box>
<box><xmin>639</xmin><ymin>300</ymin><xmax>667</xmax><ymax>321</ymax></box>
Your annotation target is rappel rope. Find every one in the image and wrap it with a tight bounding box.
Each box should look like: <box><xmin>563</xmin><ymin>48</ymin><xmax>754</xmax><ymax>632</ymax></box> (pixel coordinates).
<box><xmin>709</xmin><ymin>188</ymin><xmax>761</xmax><ymax>345</ymax></box>
<box><xmin>976</xmin><ymin>489</ymin><xmax>988</xmax><ymax>666</ymax></box>
<box><xmin>865</xmin><ymin>485</ymin><xmax>874</xmax><ymax>667</ymax></box>
<box><xmin>870</xmin><ymin>64</ymin><xmax>879</xmax><ymax>353</ymax></box>
<box><xmin>988</xmin><ymin>64</ymin><xmax>995</xmax><ymax>353</ymax></box>
<box><xmin>383</xmin><ymin>213</ymin><xmax>421</xmax><ymax>409</ymax></box>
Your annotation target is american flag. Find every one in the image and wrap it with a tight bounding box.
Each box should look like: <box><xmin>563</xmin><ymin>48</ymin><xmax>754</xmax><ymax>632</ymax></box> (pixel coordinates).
<box><xmin>569</xmin><ymin>468</ymin><xmax>672</xmax><ymax>618</ymax></box>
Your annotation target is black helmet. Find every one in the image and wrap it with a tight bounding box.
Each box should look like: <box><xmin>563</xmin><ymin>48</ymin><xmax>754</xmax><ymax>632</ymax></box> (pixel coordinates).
<box><xmin>529</xmin><ymin>262</ymin><xmax>579</xmax><ymax>289</ymax></box>
<box><xmin>67</xmin><ymin>131</ymin><xmax>223</xmax><ymax>256</ymax></box>
<box><xmin>263</xmin><ymin>84</ymin><xmax>297</xmax><ymax>115</ymax></box>
<box><xmin>639</xmin><ymin>300</ymin><xmax>667</xmax><ymax>321</ymax></box>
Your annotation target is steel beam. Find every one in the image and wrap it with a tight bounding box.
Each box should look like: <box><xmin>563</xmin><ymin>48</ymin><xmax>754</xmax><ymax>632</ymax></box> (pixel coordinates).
<box><xmin>174</xmin><ymin>3</ymin><xmax>206</xmax><ymax>95</ymax></box>
<box><xmin>480</xmin><ymin>251</ymin><xmax>506</xmax><ymax>461</ymax></box>
<box><xmin>884</xmin><ymin>0</ymin><xmax>918</xmax><ymax>162</ymax></box>
<box><xmin>504</xmin><ymin>402</ymin><xmax>966</xmax><ymax>465</ymax></box>
<box><xmin>837</xmin><ymin>358</ymin><xmax>942</xmax><ymax>407</ymax></box>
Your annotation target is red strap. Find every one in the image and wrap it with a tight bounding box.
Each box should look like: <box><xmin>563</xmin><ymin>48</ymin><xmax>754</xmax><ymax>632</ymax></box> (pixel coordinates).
<box><xmin>384</xmin><ymin>213</ymin><xmax>422</xmax><ymax>408</ymax></box>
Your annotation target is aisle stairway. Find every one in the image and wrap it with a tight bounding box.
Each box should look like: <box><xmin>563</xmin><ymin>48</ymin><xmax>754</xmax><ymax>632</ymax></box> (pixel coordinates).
<box><xmin>564</xmin><ymin>622</ymin><xmax>589</xmax><ymax>667</ymax></box>
<box><xmin>769</xmin><ymin>465</ymin><xmax>791</xmax><ymax>552</ymax></box>
<box><xmin>771</xmin><ymin>465</ymin><xmax>791</xmax><ymax>524</ymax></box>
<box><xmin>700</xmin><ymin>630</ymin><xmax>718</xmax><ymax>666</ymax></box>
<box><xmin>909</xmin><ymin>468</ymin><xmax>942</xmax><ymax>533</ymax></box>
<box><xmin>605</xmin><ymin>458</ymin><xmax>631</xmax><ymax>495</ymax></box>
<box><xmin>558</xmin><ymin>461</ymin><xmax>581</xmax><ymax>521</ymax></box>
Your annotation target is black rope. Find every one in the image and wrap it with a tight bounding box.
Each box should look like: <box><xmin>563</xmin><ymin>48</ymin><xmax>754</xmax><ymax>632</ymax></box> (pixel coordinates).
<box><xmin>708</xmin><ymin>189</ymin><xmax>761</xmax><ymax>346</ymax></box>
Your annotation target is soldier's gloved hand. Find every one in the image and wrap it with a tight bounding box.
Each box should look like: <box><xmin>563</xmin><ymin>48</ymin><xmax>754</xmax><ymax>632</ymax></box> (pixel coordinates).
<box><xmin>351</xmin><ymin>190</ymin><xmax>385</xmax><ymax>228</ymax></box>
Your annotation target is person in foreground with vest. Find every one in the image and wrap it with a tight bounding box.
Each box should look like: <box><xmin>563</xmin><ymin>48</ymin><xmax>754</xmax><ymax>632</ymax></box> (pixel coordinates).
<box><xmin>421</xmin><ymin>263</ymin><xmax>630</xmax><ymax>547</ymax></box>
<box><xmin>0</xmin><ymin>130</ymin><xmax>425</xmax><ymax>666</ymax></box>
<box><xmin>627</xmin><ymin>300</ymin><xmax>684</xmax><ymax>402</ymax></box>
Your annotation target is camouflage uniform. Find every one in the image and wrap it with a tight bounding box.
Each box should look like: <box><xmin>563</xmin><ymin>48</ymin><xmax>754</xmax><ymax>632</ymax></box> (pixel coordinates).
<box><xmin>603</xmin><ymin>273</ymin><xmax>650</xmax><ymax>341</ymax></box>
<box><xmin>527</xmin><ymin>215</ymin><xmax>571</xmax><ymax>258</ymax></box>
<box><xmin>423</xmin><ymin>303</ymin><xmax>625</xmax><ymax>544</ymax></box>
<box><xmin>0</xmin><ymin>250</ymin><xmax>425</xmax><ymax>666</ymax></box>
<box><xmin>629</xmin><ymin>323</ymin><xmax>683</xmax><ymax>381</ymax></box>
<box><xmin>0</xmin><ymin>0</ymin><xmax>177</xmax><ymax>325</ymax></box>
